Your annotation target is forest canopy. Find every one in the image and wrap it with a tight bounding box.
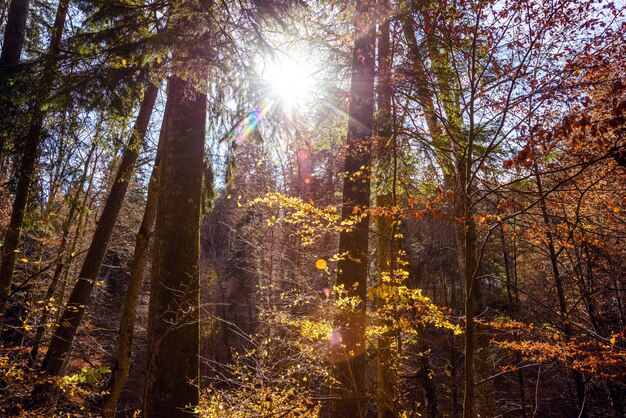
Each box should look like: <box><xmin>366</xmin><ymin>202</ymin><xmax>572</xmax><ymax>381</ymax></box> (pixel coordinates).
<box><xmin>0</xmin><ymin>0</ymin><xmax>625</xmax><ymax>417</ymax></box>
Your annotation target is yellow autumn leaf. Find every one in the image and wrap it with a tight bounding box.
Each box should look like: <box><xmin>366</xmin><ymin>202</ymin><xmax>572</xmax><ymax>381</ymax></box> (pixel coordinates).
<box><xmin>19</xmin><ymin>258</ymin><xmax>28</xmax><ymax>263</ymax></box>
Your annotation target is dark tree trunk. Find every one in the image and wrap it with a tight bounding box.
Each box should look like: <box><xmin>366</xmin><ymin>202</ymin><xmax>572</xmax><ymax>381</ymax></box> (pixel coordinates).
<box><xmin>0</xmin><ymin>0</ymin><xmax>69</xmax><ymax>333</ymax></box>
<box><xmin>143</xmin><ymin>71</ymin><xmax>206</xmax><ymax>417</ymax></box>
<box><xmin>331</xmin><ymin>1</ymin><xmax>376</xmax><ymax>417</ymax></box>
<box><xmin>0</xmin><ymin>0</ymin><xmax>29</xmax><ymax>70</ymax></box>
<box><xmin>41</xmin><ymin>81</ymin><xmax>159</xmax><ymax>376</ymax></box>
<box><xmin>0</xmin><ymin>0</ymin><xmax>30</xmax><ymax>159</ymax></box>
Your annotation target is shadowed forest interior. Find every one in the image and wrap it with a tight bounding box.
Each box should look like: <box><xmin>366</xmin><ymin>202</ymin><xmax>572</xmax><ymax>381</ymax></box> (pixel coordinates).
<box><xmin>0</xmin><ymin>0</ymin><xmax>625</xmax><ymax>417</ymax></box>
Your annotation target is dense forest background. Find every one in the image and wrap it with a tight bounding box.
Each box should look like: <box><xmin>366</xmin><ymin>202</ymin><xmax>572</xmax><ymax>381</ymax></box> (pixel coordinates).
<box><xmin>0</xmin><ymin>0</ymin><xmax>625</xmax><ymax>417</ymax></box>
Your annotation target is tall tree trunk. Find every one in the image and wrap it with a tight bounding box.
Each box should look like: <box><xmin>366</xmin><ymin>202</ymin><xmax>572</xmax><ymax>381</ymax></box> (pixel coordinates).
<box><xmin>375</xmin><ymin>0</ymin><xmax>399</xmax><ymax>416</ymax></box>
<box><xmin>103</xmin><ymin>103</ymin><xmax>168</xmax><ymax>418</ymax></box>
<box><xmin>41</xmin><ymin>81</ymin><xmax>159</xmax><ymax>376</ymax></box>
<box><xmin>143</xmin><ymin>68</ymin><xmax>206</xmax><ymax>416</ymax></box>
<box><xmin>0</xmin><ymin>0</ymin><xmax>69</xmax><ymax>333</ymax></box>
<box><xmin>331</xmin><ymin>1</ymin><xmax>376</xmax><ymax>417</ymax></box>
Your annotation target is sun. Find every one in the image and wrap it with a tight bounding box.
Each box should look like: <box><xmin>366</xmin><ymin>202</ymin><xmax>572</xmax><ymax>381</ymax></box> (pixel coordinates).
<box><xmin>260</xmin><ymin>54</ymin><xmax>315</xmax><ymax>106</ymax></box>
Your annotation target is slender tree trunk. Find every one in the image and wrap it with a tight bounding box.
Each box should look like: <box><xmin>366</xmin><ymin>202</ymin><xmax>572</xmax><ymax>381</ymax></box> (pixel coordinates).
<box><xmin>52</xmin><ymin>146</ymin><xmax>101</xmax><ymax>326</ymax></box>
<box><xmin>375</xmin><ymin>0</ymin><xmax>399</xmax><ymax>416</ymax></box>
<box><xmin>143</xmin><ymin>66</ymin><xmax>206</xmax><ymax>416</ymax></box>
<box><xmin>54</xmin><ymin>145</ymin><xmax>101</xmax><ymax>321</ymax></box>
<box><xmin>404</xmin><ymin>7</ymin><xmax>474</xmax><ymax>416</ymax></box>
<box><xmin>462</xmin><ymin>210</ymin><xmax>477</xmax><ymax>418</ymax></box>
<box><xmin>103</xmin><ymin>104</ymin><xmax>168</xmax><ymax>418</ymax></box>
<box><xmin>41</xmin><ymin>81</ymin><xmax>159</xmax><ymax>376</ymax></box>
<box><xmin>500</xmin><ymin>222</ymin><xmax>527</xmax><ymax>417</ymax></box>
<box><xmin>534</xmin><ymin>164</ymin><xmax>586</xmax><ymax>417</ymax></box>
<box><xmin>0</xmin><ymin>0</ymin><xmax>69</xmax><ymax>333</ymax></box>
<box><xmin>331</xmin><ymin>1</ymin><xmax>376</xmax><ymax>417</ymax></box>
<box><xmin>463</xmin><ymin>27</ymin><xmax>479</xmax><ymax>414</ymax></box>
<box><xmin>400</xmin><ymin>9</ymin><xmax>452</xmax><ymax>182</ymax></box>
<box><xmin>45</xmin><ymin>109</ymin><xmax>71</xmax><ymax>216</ymax></box>
<box><xmin>29</xmin><ymin>141</ymin><xmax>98</xmax><ymax>364</ymax></box>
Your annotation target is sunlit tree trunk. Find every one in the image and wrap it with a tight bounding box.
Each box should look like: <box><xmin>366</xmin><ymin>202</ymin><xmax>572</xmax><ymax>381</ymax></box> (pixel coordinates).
<box><xmin>331</xmin><ymin>0</ymin><xmax>376</xmax><ymax>416</ymax></box>
<box><xmin>400</xmin><ymin>8</ymin><xmax>451</xmax><ymax>183</ymax></box>
<box><xmin>103</xmin><ymin>102</ymin><xmax>168</xmax><ymax>418</ymax></box>
<box><xmin>375</xmin><ymin>0</ymin><xmax>398</xmax><ymax>416</ymax></box>
<box><xmin>0</xmin><ymin>0</ymin><xmax>69</xmax><ymax>333</ymax></box>
<box><xmin>41</xmin><ymin>81</ymin><xmax>159</xmax><ymax>376</ymax></box>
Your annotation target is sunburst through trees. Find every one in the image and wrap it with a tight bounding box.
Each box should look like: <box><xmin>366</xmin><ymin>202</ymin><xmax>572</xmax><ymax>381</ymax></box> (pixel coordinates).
<box><xmin>0</xmin><ymin>0</ymin><xmax>625</xmax><ymax>417</ymax></box>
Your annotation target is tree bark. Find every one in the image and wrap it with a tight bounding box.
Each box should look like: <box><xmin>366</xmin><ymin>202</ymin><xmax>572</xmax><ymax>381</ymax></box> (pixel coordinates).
<box><xmin>41</xmin><ymin>81</ymin><xmax>159</xmax><ymax>376</ymax></box>
<box><xmin>143</xmin><ymin>70</ymin><xmax>206</xmax><ymax>417</ymax></box>
<box><xmin>331</xmin><ymin>1</ymin><xmax>376</xmax><ymax>416</ymax></box>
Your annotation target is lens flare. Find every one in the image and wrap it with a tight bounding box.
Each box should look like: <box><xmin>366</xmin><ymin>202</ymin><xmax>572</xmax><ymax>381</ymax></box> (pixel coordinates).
<box><xmin>227</xmin><ymin>99</ymin><xmax>274</xmax><ymax>144</ymax></box>
<box><xmin>329</xmin><ymin>328</ymin><xmax>342</xmax><ymax>347</ymax></box>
